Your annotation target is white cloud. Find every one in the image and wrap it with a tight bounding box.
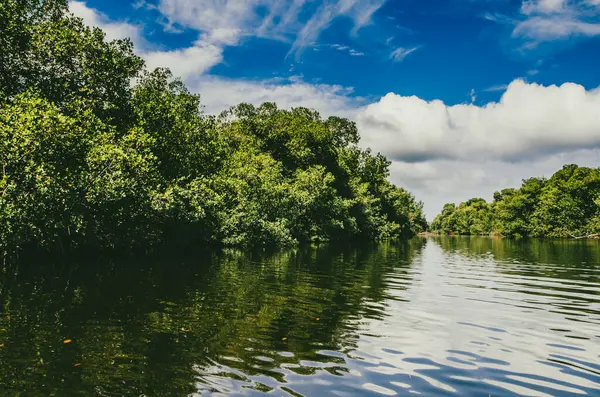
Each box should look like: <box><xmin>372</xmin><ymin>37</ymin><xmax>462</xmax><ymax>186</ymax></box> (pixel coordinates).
<box><xmin>389</xmin><ymin>46</ymin><xmax>420</xmax><ymax>62</ymax></box>
<box><xmin>71</xmin><ymin>0</ymin><xmax>380</xmax><ymax>81</ymax></box>
<box><xmin>332</xmin><ymin>44</ymin><xmax>351</xmax><ymax>51</ymax></box>
<box><xmin>155</xmin><ymin>0</ymin><xmax>385</xmax><ymax>55</ymax></box>
<box><xmin>329</xmin><ymin>44</ymin><xmax>366</xmax><ymax>56</ymax></box>
<box><xmin>356</xmin><ymin>79</ymin><xmax>600</xmax><ymax>163</ymax></box>
<box><xmin>521</xmin><ymin>0</ymin><xmax>567</xmax><ymax>14</ymax></box>
<box><xmin>511</xmin><ymin>0</ymin><xmax>600</xmax><ymax>44</ymax></box>
<box><xmin>469</xmin><ymin>88</ymin><xmax>476</xmax><ymax>103</ymax></box>
<box><xmin>70</xmin><ymin>1</ymin><xmax>224</xmax><ymax>77</ymax></box>
<box><xmin>157</xmin><ymin>0</ymin><xmax>262</xmax><ymax>45</ymax></box>
<box><xmin>69</xmin><ymin>1</ymin><xmax>147</xmax><ymax>48</ymax></box>
<box><xmin>483</xmin><ymin>84</ymin><xmax>509</xmax><ymax>92</ymax></box>
<box><xmin>390</xmin><ymin>149</ymin><xmax>600</xmax><ymax>220</ymax></box>
<box><xmin>350</xmin><ymin>50</ymin><xmax>365</xmax><ymax>56</ymax></box>
<box><xmin>513</xmin><ymin>16</ymin><xmax>600</xmax><ymax>41</ymax></box>
<box><xmin>288</xmin><ymin>0</ymin><xmax>385</xmax><ymax>56</ymax></box>
<box><xmin>143</xmin><ymin>39</ymin><xmax>223</xmax><ymax>79</ymax></box>
<box><xmin>188</xmin><ymin>76</ymin><xmax>362</xmax><ymax>116</ymax></box>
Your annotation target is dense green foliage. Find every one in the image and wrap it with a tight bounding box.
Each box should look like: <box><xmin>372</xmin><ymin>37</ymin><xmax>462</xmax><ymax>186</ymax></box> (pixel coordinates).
<box><xmin>431</xmin><ymin>164</ymin><xmax>600</xmax><ymax>238</ymax></box>
<box><xmin>0</xmin><ymin>0</ymin><xmax>426</xmax><ymax>250</ymax></box>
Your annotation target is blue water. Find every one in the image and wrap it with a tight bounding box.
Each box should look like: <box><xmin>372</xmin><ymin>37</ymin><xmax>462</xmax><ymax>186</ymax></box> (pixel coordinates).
<box><xmin>1</xmin><ymin>238</ymin><xmax>599</xmax><ymax>396</ymax></box>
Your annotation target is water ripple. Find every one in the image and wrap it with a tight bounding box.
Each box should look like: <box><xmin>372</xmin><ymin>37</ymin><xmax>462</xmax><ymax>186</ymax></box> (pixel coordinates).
<box><xmin>2</xmin><ymin>238</ymin><xmax>599</xmax><ymax>396</ymax></box>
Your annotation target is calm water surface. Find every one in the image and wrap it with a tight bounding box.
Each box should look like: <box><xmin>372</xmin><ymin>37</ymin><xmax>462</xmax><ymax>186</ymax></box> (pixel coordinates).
<box><xmin>1</xmin><ymin>238</ymin><xmax>599</xmax><ymax>396</ymax></box>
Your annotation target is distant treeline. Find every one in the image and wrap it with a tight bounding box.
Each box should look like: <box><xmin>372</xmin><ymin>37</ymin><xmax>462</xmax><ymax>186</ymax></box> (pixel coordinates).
<box><xmin>0</xmin><ymin>0</ymin><xmax>426</xmax><ymax>251</ymax></box>
<box><xmin>431</xmin><ymin>165</ymin><xmax>600</xmax><ymax>238</ymax></box>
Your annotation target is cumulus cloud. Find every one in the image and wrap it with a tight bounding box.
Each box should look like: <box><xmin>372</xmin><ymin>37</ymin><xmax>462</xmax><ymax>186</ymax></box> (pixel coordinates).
<box><xmin>390</xmin><ymin>149</ymin><xmax>600</xmax><ymax>219</ymax></box>
<box><xmin>357</xmin><ymin>79</ymin><xmax>600</xmax><ymax>162</ymax></box>
<box><xmin>188</xmin><ymin>76</ymin><xmax>363</xmax><ymax>116</ymax></box>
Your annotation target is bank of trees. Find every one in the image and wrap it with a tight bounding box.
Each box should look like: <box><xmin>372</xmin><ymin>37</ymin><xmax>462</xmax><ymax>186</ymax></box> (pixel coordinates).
<box><xmin>0</xmin><ymin>0</ymin><xmax>426</xmax><ymax>250</ymax></box>
<box><xmin>431</xmin><ymin>165</ymin><xmax>600</xmax><ymax>238</ymax></box>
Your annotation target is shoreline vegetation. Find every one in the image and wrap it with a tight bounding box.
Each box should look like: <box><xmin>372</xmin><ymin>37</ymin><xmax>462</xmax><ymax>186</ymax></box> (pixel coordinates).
<box><xmin>0</xmin><ymin>1</ymin><xmax>427</xmax><ymax>253</ymax></box>
<box><xmin>418</xmin><ymin>232</ymin><xmax>600</xmax><ymax>239</ymax></box>
<box><xmin>1</xmin><ymin>2</ymin><xmax>597</xmax><ymax>255</ymax></box>
<box><xmin>430</xmin><ymin>164</ymin><xmax>600</xmax><ymax>240</ymax></box>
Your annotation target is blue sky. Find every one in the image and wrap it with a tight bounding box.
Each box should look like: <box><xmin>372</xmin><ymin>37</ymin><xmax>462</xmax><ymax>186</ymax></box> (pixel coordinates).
<box><xmin>71</xmin><ymin>0</ymin><xmax>600</xmax><ymax>218</ymax></box>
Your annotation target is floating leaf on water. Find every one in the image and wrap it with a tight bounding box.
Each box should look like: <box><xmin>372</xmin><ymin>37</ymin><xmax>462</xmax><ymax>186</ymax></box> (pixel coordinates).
<box><xmin>0</xmin><ymin>344</ymin><xmax>4</xmax><ymax>347</ymax></box>
<box><xmin>316</xmin><ymin>318</ymin><xmax>320</xmax><ymax>321</ymax></box>
<box><xmin>64</xmin><ymin>339</ymin><xmax>72</xmax><ymax>344</ymax></box>
<box><xmin>282</xmin><ymin>337</ymin><xmax>287</xmax><ymax>341</ymax></box>
<box><xmin>74</xmin><ymin>363</ymin><xmax>81</xmax><ymax>367</ymax></box>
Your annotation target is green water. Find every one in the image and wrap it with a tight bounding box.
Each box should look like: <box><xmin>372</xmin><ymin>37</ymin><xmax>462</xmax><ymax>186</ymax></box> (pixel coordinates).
<box><xmin>0</xmin><ymin>238</ymin><xmax>599</xmax><ymax>396</ymax></box>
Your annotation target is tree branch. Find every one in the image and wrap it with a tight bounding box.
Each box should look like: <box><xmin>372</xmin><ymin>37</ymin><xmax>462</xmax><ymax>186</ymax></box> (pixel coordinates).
<box><xmin>567</xmin><ymin>232</ymin><xmax>600</xmax><ymax>240</ymax></box>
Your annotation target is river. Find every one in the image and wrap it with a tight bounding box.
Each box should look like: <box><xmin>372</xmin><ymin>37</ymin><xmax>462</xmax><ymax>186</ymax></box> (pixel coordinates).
<box><xmin>1</xmin><ymin>237</ymin><xmax>599</xmax><ymax>396</ymax></box>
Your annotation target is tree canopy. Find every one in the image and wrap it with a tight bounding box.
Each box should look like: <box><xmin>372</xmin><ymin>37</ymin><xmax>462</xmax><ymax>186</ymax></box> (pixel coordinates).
<box><xmin>0</xmin><ymin>0</ymin><xmax>426</xmax><ymax>251</ymax></box>
<box><xmin>430</xmin><ymin>165</ymin><xmax>600</xmax><ymax>238</ymax></box>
